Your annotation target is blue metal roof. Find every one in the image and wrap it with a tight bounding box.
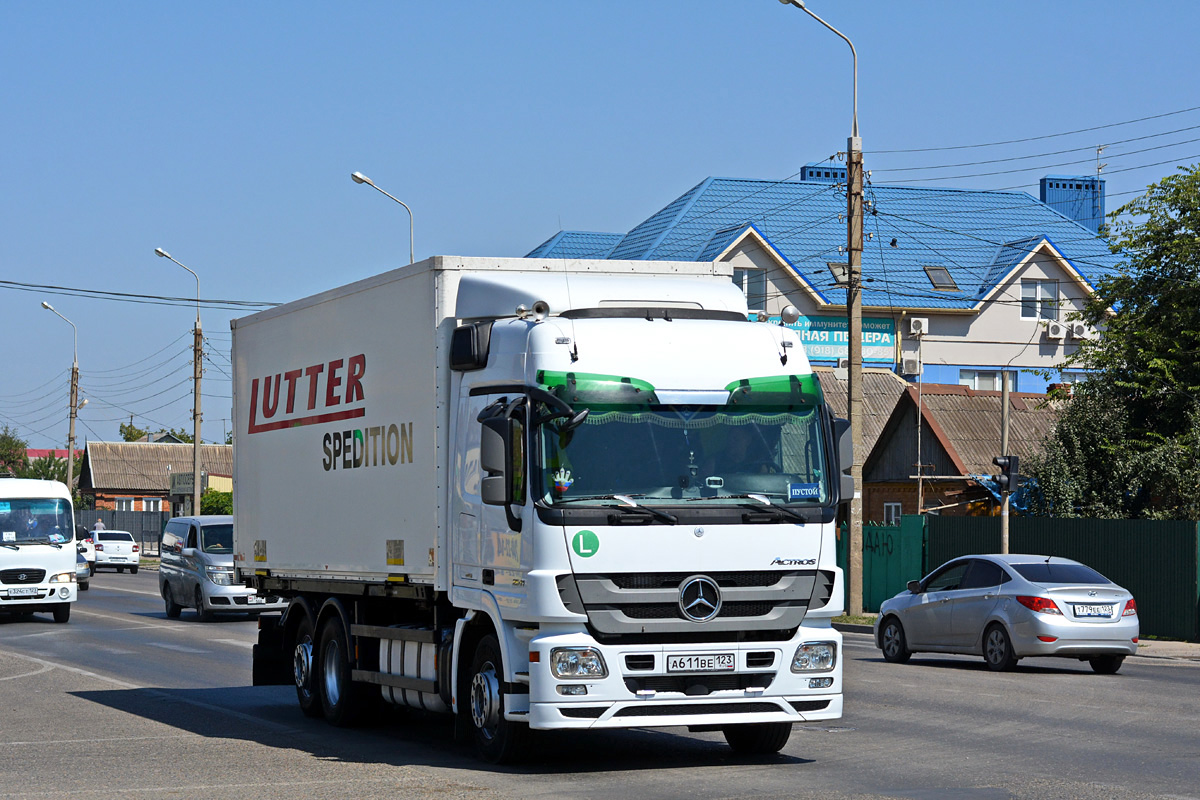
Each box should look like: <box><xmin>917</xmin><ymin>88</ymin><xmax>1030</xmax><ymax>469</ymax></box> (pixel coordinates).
<box><xmin>525</xmin><ymin>230</ymin><xmax>623</xmax><ymax>260</ymax></box>
<box><xmin>532</xmin><ymin>177</ymin><xmax>1122</xmax><ymax>311</ymax></box>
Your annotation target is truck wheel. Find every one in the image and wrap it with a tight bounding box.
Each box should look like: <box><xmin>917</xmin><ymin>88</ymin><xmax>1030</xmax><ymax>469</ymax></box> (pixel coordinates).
<box><xmin>194</xmin><ymin>588</ymin><xmax>213</xmax><ymax>622</ymax></box>
<box><xmin>318</xmin><ymin>616</ymin><xmax>366</xmax><ymax>727</ymax></box>
<box><xmin>722</xmin><ymin>722</ymin><xmax>792</xmax><ymax>754</ymax></box>
<box><xmin>163</xmin><ymin>584</ymin><xmax>181</xmax><ymax>619</ymax></box>
<box><xmin>293</xmin><ymin>615</ymin><xmax>322</xmax><ymax>718</ymax></box>
<box><xmin>467</xmin><ymin>634</ymin><xmax>528</xmax><ymax>763</ymax></box>
<box><xmin>53</xmin><ymin>604</ymin><xmax>71</xmax><ymax>624</ymax></box>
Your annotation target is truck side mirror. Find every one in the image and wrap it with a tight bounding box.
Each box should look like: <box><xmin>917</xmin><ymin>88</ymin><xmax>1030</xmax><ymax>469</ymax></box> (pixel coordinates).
<box><xmin>834</xmin><ymin>417</ymin><xmax>854</xmax><ymax>502</ymax></box>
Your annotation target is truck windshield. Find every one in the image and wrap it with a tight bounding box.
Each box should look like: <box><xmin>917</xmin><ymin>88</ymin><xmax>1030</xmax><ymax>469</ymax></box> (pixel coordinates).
<box><xmin>535</xmin><ymin>372</ymin><xmax>830</xmax><ymax>507</ymax></box>
<box><xmin>0</xmin><ymin>498</ymin><xmax>74</xmax><ymax>545</ymax></box>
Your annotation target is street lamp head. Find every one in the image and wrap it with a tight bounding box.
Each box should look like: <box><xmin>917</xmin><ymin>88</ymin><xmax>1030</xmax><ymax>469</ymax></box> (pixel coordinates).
<box><xmin>41</xmin><ymin>301</ymin><xmax>54</xmax><ymax>311</ymax></box>
<box><xmin>351</xmin><ymin>171</ymin><xmax>374</xmax><ymax>186</ymax></box>
<box><xmin>155</xmin><ymin>247</ymin><xmax>170</xmax><ymax>259</ymax></box>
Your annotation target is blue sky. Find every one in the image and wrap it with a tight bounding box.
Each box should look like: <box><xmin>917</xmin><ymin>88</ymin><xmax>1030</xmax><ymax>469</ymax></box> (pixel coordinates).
<box><xmin>4</xmin><ymin>1</ymin><xmax>1199</xmax><ymax>448</ymax></box>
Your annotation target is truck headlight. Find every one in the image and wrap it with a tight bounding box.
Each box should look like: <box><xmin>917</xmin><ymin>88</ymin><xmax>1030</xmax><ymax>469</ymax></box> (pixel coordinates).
<box><xmin>791</xmin><ymin>642</ymin><xmax>837</xmax><ymax>672</ymax></box>
<box><xmin>550</xmin><ymin>647</ymin><xmax>608</xmax><ymax>679</ymax></box>
<box><xmin>204</xmin><ymin>566</ymin><xmax>235</xmax><ymax>586</ymax></box>
<box><xmin>48</xmin><ymin>572</ymin><xmax>75</xmax><ymax>583</ymax></box>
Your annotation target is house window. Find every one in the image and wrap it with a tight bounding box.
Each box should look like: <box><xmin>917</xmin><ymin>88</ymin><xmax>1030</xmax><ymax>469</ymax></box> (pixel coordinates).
<box><xmin>924</xmin><ymin>266</ymin><xmax>958</xmax><ymax>291</ymax></box>
<box><xmin>733</xmin><ymin>268</ymin><xmax>767</xmax><ymax>312</ymax></box>
<box><xmin>115</xmin><ymin>497</ymin><xmax>135</xmax><ymax>512</ymax></box>
<box><xmin>1021</xmin><ymin>279</ymin><xmax>1059</xmax><ymax>320</ymax></box>
<box><xmin>883</xmin><ymin>502</ymin><xmax>902</xmax><ymax>526</ymax></box>
<box><xmin>142</xmin><ymin>498</ymin><xmax>161</xmax><ymax>513</ymax></box>
<box><xmin>960</xmin><ymin>370</ymin><xmax>1004</xmax><ymax>391</ymax></box>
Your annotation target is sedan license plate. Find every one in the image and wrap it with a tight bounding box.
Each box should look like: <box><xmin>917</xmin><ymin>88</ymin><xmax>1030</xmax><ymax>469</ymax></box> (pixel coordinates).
<box><xmin>667</xmin><ymin>653</ymin><xmax>735</xmax><ymax>673</ymax></box>
<box><xmin>247</xmin><ymin>596</ymin><xmax>265</xmax><ymax>604</ymax></box>
<box><xmin>1074</xmin><ymin>604</ymin><xmax>1114</xmax><ymax>617</ymax></box>
<box><xmin>7</xmin><ymin>587</ymin><xmax>38</xmax><ymax>597</ymax></box>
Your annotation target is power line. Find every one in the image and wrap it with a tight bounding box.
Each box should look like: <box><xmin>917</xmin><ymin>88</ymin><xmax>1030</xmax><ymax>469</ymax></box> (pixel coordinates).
<box><xmin>0</xmin><ymin>279</ymin><xmax>278</xmax><ymax>310</ymax></box>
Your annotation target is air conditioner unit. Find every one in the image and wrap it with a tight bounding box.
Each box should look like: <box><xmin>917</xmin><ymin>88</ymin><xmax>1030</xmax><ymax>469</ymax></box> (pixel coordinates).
<box><xmin>909</xmin><ymin>317</ymin><xmax>929</xmax><ymax>336</ymax></box>
<box><xmin>901</xmin><ymin>357</ymin><xmax>922</xmax><ymax>376</ymax></box>
<box><xmin>1068</xmin><ymin>322</ymin><xmax>1088</xmax><ymax>339</ymax></box>
<box><xmin>1046</xmin><ymin>321</ymin><xmax>1067</xmax><ymax>340</ymax></box>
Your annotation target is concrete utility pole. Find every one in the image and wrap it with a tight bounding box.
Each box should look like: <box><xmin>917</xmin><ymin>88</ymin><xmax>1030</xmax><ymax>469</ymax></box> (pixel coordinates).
<box><xmin>780</xmin><ymin>0</ymin><xmax>865</xmax><ymax>615</ymax></box>
<box><xmin>41</xmin><ymin>302</ymin><xmax>84</xmax><ymax>494</ymax></box>
<box><xmin>156</xmin><ymin>248</ymin><xmax>203</xmax><ymax>515</ymax></box>
<box><xmin>1000</xmin><ymin>371</ymin><xmax>1011</xmax><ymax>554</ymax></box>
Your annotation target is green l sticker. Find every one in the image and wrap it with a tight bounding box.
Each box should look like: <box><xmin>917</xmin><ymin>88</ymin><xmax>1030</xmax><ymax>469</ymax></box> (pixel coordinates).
<box><xmin>572</xmin><ymin>530</ymin><xmax>599</xmax><ymax>558</ymax></box>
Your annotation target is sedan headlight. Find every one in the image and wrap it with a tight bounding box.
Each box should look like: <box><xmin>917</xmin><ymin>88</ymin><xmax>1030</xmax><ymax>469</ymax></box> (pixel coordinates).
<box><xmin>550</xmin><ymin>647</ymin><xmax>608</xmax><ymax>679</ymax></box>
<box><xmin>204</xmin><ymin>566</ymin><xmax>235</xmax><ymax>586</ymax></box>
<box><xmin>791</xmin><ymin>641</ymin><xmax>837</xmax><ymax>672</ymax></box>
<box><xmin>48</xmin><ymin>572</ymin><xmax>76</xmax><ymax>583</ymax></box>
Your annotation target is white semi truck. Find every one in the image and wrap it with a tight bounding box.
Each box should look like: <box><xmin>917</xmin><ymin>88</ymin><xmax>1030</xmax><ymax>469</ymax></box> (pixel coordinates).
<box><xmin>0</xmin><ymin>478</ymin><xmax>78</xmax><ymax>623</ymax></box>
<box><xmin>233</xmin><ymin>256</ymin><xmax>851</xmax><ymax>762</ymax></box>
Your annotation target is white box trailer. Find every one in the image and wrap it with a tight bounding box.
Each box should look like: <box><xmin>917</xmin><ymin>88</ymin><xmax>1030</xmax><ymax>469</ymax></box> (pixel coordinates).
<box><xmin>233</xmin><ymin>256</ymin><xmax>850</xmax><ymax>762</ymax></box>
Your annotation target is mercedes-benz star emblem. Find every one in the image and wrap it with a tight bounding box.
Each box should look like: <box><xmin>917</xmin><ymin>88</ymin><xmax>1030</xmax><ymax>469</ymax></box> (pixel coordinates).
<box><xmin>679</xmin><ymin>576</ymin><xmax>721</xmax><ymax>622</ymax></box>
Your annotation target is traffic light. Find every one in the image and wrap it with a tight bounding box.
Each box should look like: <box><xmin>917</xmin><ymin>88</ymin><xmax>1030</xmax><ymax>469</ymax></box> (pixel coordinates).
<box><xmin>993</xmin><ymin>455</ymin><xmax>1019</xmax><ymax>492</ymax></box>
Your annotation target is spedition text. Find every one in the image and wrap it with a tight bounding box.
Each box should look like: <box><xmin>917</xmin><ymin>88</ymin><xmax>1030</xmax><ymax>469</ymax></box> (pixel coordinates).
<box><xmin>322</xmin><ymin>423</ymin><xmax>414</xmax><ymax>471</ymax></box>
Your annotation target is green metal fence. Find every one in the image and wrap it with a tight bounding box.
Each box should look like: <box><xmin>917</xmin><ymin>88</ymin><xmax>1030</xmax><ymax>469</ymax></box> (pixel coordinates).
<box><xmin>925</xmin><ymin>516</ymin><xmax>1200</xmax><ymax>641</ymax></box>
<box><xmin>837</xmin><ymin>517</ymin><xmax>926</xmax><ymax>613</ymax></box>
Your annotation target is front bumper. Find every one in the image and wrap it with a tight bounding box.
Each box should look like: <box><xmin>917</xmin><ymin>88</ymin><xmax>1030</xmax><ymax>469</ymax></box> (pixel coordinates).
<box><xmin>0</xmin><ymin>583</ymin><xmax>76</xmax><ymax>610</ymax></box>
<box><xmin>202</xmin><ymin>583</ymin><xmax>287</xmax><ymax>613</ymax></box>
<box><xmin>523</xmin><ymin>626</ymin><xmax>842</xmax><ymax>730</ymax></box>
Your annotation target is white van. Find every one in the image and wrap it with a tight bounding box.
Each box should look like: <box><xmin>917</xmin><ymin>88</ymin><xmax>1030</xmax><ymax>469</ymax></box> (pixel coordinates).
<box><xmin>159</xmin><ymin>515</ymin><xmax>286</xmax><ymax>621</ymax></box>
<box><xmin>0</xmin><ymin>478</ymin><xmax>77</xmax><ymax>623</ymax></box>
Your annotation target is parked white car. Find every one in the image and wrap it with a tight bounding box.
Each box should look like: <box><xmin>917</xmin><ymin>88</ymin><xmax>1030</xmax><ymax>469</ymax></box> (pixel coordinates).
<box><xmin>94</xmin><ymin>530</ymin><xmax>140</xmax><ymax>573</ymax></box>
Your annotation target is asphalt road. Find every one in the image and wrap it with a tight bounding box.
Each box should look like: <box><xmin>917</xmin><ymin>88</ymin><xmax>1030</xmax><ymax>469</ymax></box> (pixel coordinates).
<box><xmin>2</xmin><ymin>570</ymin><xmax>1199</xmax><ymax>800</ymax></box>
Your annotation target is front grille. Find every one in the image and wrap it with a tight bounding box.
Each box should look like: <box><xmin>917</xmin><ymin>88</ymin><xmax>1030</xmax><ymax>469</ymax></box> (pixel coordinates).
<box><xmin>560</xmin><ymin>707</ymin><xmax>606</xmax><ymax>719</ymax></box>
<box><xmin>1</xmin><ymin>569</ymin><xmax>46</xmax><ymax>585</ymax></box>
<box><xmin>610</xmin><ymin>572</ymin><xmax>786</xmax><ymax>590</ymax></box>
<box><xmin>614</xmin><ymin>702</ymin><xmax>780</xmax><ymax>717</ymax></box>
<box><xmin>619</xmin><ymin>601</ymin><xmax>782</xmax><ymax>621</ymax></box>
<box><xmin>789</xmin><ymin>699</ymin><xmax>831</xmax><ymax>712</ymax></box>
<box><xmin>624</xmin><ymin>655</ymin><xmax>655</xmax><ymax>671</ymax></box>
<box><xmin>746</xmin><ymin>651</ymin><xmax>776</xmax><ymax>668</ymax></box>
<box><xmin>625</xmin><ymin>673</ymin><xmax>775</xmax><ymax>695</ymax></box>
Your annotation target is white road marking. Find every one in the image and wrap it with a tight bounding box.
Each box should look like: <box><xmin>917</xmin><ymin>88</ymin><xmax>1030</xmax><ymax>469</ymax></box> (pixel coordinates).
<box><xmin>87</xmin><ymin>584</ymin><xmax>161</xmax><ymax>597</ymax></box>
<box><xmin>150</xmin><ymin>642</ymin><xmax>209</xmax><ymax>653</ymax></box>
<box><xmin>0</xmin><ymin>663</ymin><xmax>53</xmax><ymax>681</ymax></box>
<box><xmin>213</xmin><ymin>639</ymin><xmax>255</xmax><ymax>649</ymax></box>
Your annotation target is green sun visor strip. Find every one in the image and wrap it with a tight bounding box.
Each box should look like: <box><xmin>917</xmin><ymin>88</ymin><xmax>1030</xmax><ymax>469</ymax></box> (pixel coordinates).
<box><xmin>723</xmin><ymin>374</ymin><xmax>824</xmax><ymax>406</ymax></box>
<box><xmin>536</xmin><ymin>370</ymin><xmax>659</xmax><ymax>405</ymax></box>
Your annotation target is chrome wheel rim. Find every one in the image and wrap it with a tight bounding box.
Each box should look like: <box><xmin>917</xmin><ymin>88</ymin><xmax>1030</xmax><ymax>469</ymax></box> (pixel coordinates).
<box><xmin>985</xmin><ymin>629</ymin><xmax>1006</xmax><ymax>664</ymax></box>
<box><xmin>883</xmin><ymin>624</ymin><xmax>901</xmax><ymax>657</ymax></box>
<box><xmin>470</xmin><ymin>660</ymin><xmax>501</xmax><ymax>740</ymax></box>
<box><xmin>323</xmin><ymin>637</ymin><xmax>343</xmax><ymax>707</ymax></box>
<box><xmin>294</xmin><ymin>637</ymin><xmax>314</xmax><ymax>697</ymax></box>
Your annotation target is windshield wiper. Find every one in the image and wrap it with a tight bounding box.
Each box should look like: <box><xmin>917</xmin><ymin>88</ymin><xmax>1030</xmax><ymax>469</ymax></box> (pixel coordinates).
<box><xmin>687</xmin><ymin>493</ymin><xmax>808</xmax><ymax>523</ymax></box>
<box><xmin>557</xmin><ymin>493</ymin><xmax>679</xmax><ymax>524</ymax></box>
<box><xmin>17</xmin><ymin>536</ymin><xmax>62</xmax><ymax>548</ymax></box>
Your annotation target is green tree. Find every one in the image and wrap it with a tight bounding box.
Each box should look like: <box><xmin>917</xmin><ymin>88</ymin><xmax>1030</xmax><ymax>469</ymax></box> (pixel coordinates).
<box><xmin>200</xmin><ymin>488</ymin><xmax>232</xmax><ymax>515</ymax></box>
<box><xmin>19</xmin><ymin>454</ymin><xmax>68</xmax><ymax>483</ymax></box>
<box><xmin>0</xmin><ymin>425</ymin><xmax>29</xmax><ymax>476</ymax></box>
<box><xmin>1029</xmin><ymin>165</ymin><xmax>1200</xmax><ymax>518</ymax></box>
<box><xmin>119</xmin><ymin>421</ymin><xmax>148</xmax><ymax>442</ymax></box>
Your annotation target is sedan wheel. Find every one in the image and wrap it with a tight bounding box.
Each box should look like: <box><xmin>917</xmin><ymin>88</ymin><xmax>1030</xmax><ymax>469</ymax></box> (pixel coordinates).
<box><xmin>1089</xmin><ymin>654</ymin><xmax>1125</xmax><ymax>675</ymax></box>
<box><xmin>984</xmin><ymin>624</ymin><xmax>1018</xmax><ymax>672</ymax></box>
<box><xmin>880</xmin><ymin>617</ymin><xmax>912</xmax><ymax>664</ymax></box>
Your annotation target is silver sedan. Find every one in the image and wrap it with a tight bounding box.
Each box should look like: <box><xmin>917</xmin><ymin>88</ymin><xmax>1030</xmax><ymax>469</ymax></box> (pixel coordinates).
<box><xmin>874</xmin><ymin>554</ymin><xmax>1139</xmax><ymax>674</ymax></box>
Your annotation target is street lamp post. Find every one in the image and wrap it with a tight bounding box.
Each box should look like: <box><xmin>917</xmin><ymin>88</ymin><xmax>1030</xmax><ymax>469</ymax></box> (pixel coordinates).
<box><xmin>351</xmin><ymin>172</ymin><xmax>415</xmax><ymax>265</ymax></box>
<box><xmin>779</xmin><ymin>0</ymin><xmax>865</xmax><ymax>615</ymax></box>
<box><xmin>40</xmin><ymin>302</ymin><xmax>83</xmax><ymax>495</ymax></box>
<box><xmin>155</xmin><ymin>248</ymin><xmax>203</xmax><ymax>516</ymax></box>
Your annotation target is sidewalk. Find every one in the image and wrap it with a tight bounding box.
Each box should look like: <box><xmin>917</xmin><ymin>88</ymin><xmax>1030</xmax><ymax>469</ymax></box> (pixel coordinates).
<box><xmin>833</xmin><ymin>622</ymin><xmax>1200</xmax><ymax>661</ymax></box>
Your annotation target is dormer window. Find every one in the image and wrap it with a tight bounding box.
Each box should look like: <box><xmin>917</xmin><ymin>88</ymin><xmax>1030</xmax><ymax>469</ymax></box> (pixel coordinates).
<box><xmin>924</xmin><ymin>266</ymin><xmax>958</xmax><ymax>291</ymax></box>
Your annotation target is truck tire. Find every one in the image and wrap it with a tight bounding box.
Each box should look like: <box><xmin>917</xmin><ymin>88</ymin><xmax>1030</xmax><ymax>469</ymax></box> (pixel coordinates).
<box><xmin>722</xmin><ymin>722</ymin><xmax>792</xmax><ymax>754</ymax></box>
<box><xmin>163</xmin><ymin>584</ymin><xmax>181</xmax><ymax>619</ymax></box>
<box><xmin>317</xmin><ymin>615</ymin><xmax>367</xmax><ymax>727</ymax></box>
<box><xmin>293</xmin><ymin>614</ymin><xmax>322</xmax><ymax>718</ymax></box>
<box><xmin>53</xmin><ymin>604</ymin><xmax>71</xmax><ymax>624</ymax></box>
<box><xmin>467</xmin><ymin>634</ymin><xmax>529</xmax><ymax>763</ymax></box>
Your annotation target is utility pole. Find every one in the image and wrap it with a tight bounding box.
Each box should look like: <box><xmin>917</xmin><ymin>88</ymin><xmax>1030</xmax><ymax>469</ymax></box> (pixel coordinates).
<box><xmin>155</xmin><ymin>248</ymin><xmax>203</xmax><ymax>515</ymax></box>
<box><xmin>41</xmin><ymin>302</ymin><xmax>82</xmax><ymax>496</ymax></box>
<box><xmin>778</xmin><ymin>0</ymin><xmax>865</xmax><ymax>614</ymax></box>
<box><xmin>1000</xmin><ymin>371</ymin><xmax>1010</xmax><ymax>554</ymax></box>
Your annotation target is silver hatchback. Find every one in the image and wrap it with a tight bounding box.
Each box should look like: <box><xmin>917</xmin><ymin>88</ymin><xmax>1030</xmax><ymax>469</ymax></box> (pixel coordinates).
<box><xmin>874</xmin><ymin>555</ymin><xmax>1139</xmax><ymax>674</ymax></box>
